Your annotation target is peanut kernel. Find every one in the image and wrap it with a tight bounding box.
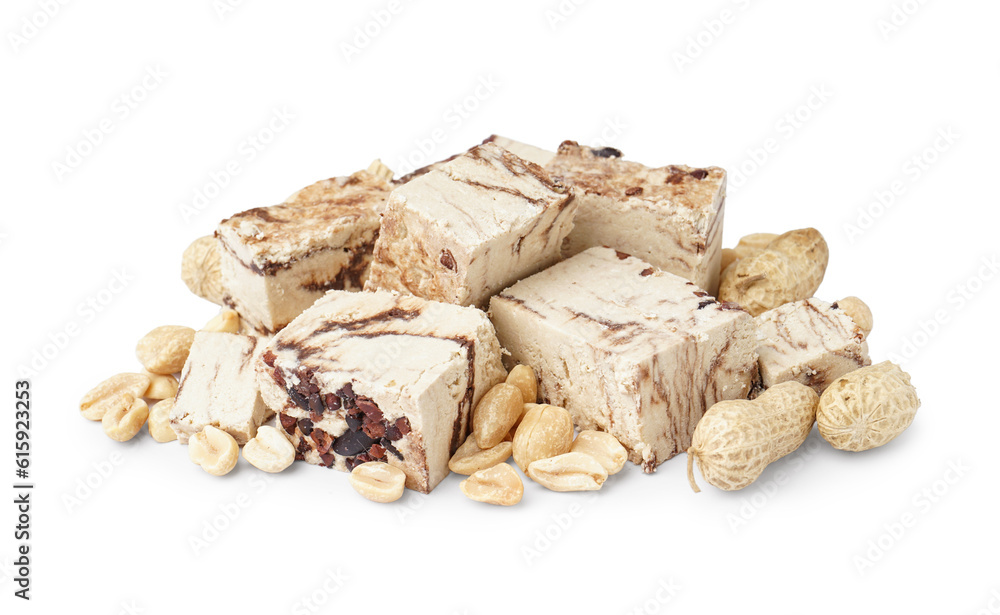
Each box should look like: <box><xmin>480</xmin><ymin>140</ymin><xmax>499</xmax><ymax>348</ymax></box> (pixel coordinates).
<box><xmin>148</xmin><ymin>398</ymin><xmax>178</xmax><ymax>443</ymax></box>
<box><xmin>512</xmin><ymin>404</ymin><xmax>574</xmax><ymax>472</ymax></box>
<box><xmin>242</xmin><ymin>426</ymin><xmax>295</xmax><ymax>473</ymax></box>
<box><xmin>189</xmin><ymin>426</ymin><xmax>239</xmax><ymax>476</ymax></box>
<box><xmin>571</xmin><ymin>430</ymin><xmax>628</xmax><ymax>475</ymax></box>
<box><xmin>473</xmin><ymin>383</ymin><xmax>523</xmax><ymax>449</ymax></box>
<box><xmin>143</xmin><ymin>371</ymin><xmax>179</xmax><ymax>400</ymax></box>
<box><xmin>136</xmin><ymin>325</ymin><xmax>196</xmax><ymax>374</ymax></box>
<box><xmin>349</xmin><ymin>462</ymin><xmax>406</xmax><ymax>503</ymax></box>
<box><xmin>80</xmin><ymin>373</ymin><xmax>151</xmax><ymax>421</ymax></box>
<box><xmin>102</xmin><ymin>394</ymin><xmax>149</xmax><ymax>442</ymax></box>
<box><xmin>202</xmin><ymin>309</ymin><xmax>241</xmax><ymax>334</ymax></box>
<box><xmin>505</xmin><ymin>365</ymin><xmax>538</xmax><ymax>404</ymax></box>
<box><xmin>460</xmin><ymin>464</ymin><xmax>523</xmax><ymax>506</ymax></box>
<box><xmin>449</xmin><ymin>434</ymin><xmax>513</xmax><ymax>475</ymax></box>
<box><xmin>527</xmin><ymin>452</ymin><xmax>608</xmax><ymax>492</ymax></box>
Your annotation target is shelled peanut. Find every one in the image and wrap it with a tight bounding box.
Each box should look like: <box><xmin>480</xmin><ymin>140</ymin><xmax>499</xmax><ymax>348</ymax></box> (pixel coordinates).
<box><xmin>81</xmin><ymin>323</ymin><xmax>195</xmax><ymax>445</ymax></box>
<box><xmin>143</xmin><ymin>372</ymin><xmax>178</xmax><ymax>400</ymax></box>
<box><xmin>136</xmin><ymin>325</ymin><xmax>196</xmax><ymax>374</ymax></box>
<box><xmin>189</xmin><ymin>426</ymin><xmax>239</xmax><ymax>476</ymax></box>
<box><xmin>449</xmin><ymin>434</ymin><xmax>513</xmax><ymax>475</ymax></box>
<box><xmin>472</xmin><ymin>383</ymin><xmax>523</xmax><ymax>449</ymax></box>
<box><xmin>80</xmin><ymin>373</ymin><xmax>151</xmax><ymax>421</ymax></box>
<box><xmin>148</xmin><ymin>398</ymin><xmax>178</xmax><ymax>443</ymax></box>
<box><xmin>527</xmin><ymin>452</ymin><xmax>607</xmax><ymax>492</ymax></box>
<box><xmin>460</xmin><ymin>464</ymin><xmax>523</xmax><ymax>505</ymax></box>
<box><xmin>102</xmin><ymin>394</ymin><xmax>149</xmax><ymax>442</ymax></box>
<box><xmin>505</xmin><ymin>364</ymin><xmax>538</xmax><ymax>404</ymax></box>
<box><xmin>512</xmin><ymin>404</ymin><xmax>574</xmax><ymax>472</ymax></box>
<box><xmin>349</xmin><ymin>462</ymin><xmax>406</xmax><ymax>503</ymax></box>
<box><xmin>456</xmin><ymin>362</ymin><xmax>632</xmax><ymax>499</ymax></box>
<box><xmin>202</xmin><ymin>309</ymin><xmax>241</xmax><ymax>334</ymax></box>
<box><xmin>243</xmin><ymin>426</ymin><xmax>296</xmax><ymax>472</ymax></box>
<box><xmin>571</xmin><ymin>430</ymin><xmax>628</xmax><ymax>475</ymax></box>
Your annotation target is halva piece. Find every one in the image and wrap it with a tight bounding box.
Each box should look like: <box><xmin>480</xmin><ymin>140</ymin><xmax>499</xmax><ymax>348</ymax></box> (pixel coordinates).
<box><xmin>170</xmin><ymin>331</ymin><xmax>271</xmax><ymax>445</ymax></box>
<box><xmin>755</xmin><ymin>298</ymin><xmax>871</xmax><ymax>393</ymax></box>
<box><xmin>546</xmin><ymin>141</ymin><xmax>727</xmax><ymax>295</ymax></box>
<box><xmin>489</xmin><ymin>247</ymin><xmax>758</xmax><ymax>471</ymax></box>
<box><xmin>365</xmin><ymin>142</ymin><xmax>578</xmax><ymax>307</ymax></box>
<box><xmin>216</xmin><ymin>167</ymin><xmax>392</xmax><ymax>333</ymax></box>
<box><xmin>257</xmin><ymin>290</ymin><xmax>507</xmax><ymax>493</ymax></box>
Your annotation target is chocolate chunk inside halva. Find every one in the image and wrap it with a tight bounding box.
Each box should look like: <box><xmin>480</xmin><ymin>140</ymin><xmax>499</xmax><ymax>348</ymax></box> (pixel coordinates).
<box><xmin>257</xmin><ymin>289</ymin><xmax>507</xmax><ymax>493</ymax></box>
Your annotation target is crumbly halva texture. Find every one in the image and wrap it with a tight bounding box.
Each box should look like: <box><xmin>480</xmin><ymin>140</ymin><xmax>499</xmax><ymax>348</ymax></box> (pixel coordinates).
<box><xmin>755</xmin><ymin>298</ymin><xmax>871</xmax><ymax>393</ymax></box>
<box><xmin>170</xmin><ymin>331</ymin><xmax>272</xmax><ymax>445</ymax></box>
<box><xmin>365</xmin><ymin>142</ymin><xmax>578</xmax><ymax>308</ymax></box>
<box><xmin>256</xmin><ymin>289</ymin><xmax>507</xmax><ymax>493</ymax></box>
<box><xmin>216</xmin><ymin>168</ymin><xmax>393</xmax><ymax>333</ymax></box>
<box><xmin>396</xmin><ymin>135</ymin><xmax>556</xmax><ymax>184</ymax></box>
<box><xmin>489</xmin><ymin>247</ymin><xmax>758</xmax><ymax>471</ymax></box>
<box><xmin>546</xmin><ymin>141</ymin><xmax>727</xmax><ymax>296</ymax></box>
<box><xmin>485</xmin><ymin>135</ymin><xmax>556</xmax><ymax>167</ymax></box>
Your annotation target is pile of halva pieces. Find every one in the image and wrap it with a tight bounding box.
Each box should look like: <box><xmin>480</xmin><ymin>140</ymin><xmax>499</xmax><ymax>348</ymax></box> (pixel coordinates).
<box><xmin>80</xmin><ymin>136</ymin><xmax>920</xmax><ymax>505</ymax></box>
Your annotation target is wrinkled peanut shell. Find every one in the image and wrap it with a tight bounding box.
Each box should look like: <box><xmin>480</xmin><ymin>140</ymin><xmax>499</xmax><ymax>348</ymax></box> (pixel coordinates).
<box><xmin>734</xmin><ymin>233</ymin><xmax>780</xmax><ymax>259</ymax></box>
<box><xmin>720</xmin><ymin>248</ymin><xmax>739</xmax><ymax>274</ymax></box>
<box><xmin>688</xmin><ymin>381</ymin><xmax>818</xmax><ymax>492</ymax></box>
<box><xmin>182</xmin><ymin>236</ymin><xmax>226</xmax><ymax>305</ymax></box>
<box><xmin>719</xmin><ymin>228</ymin><xmax>829</xmax><ymax>316</ymax></box>
<box><xmin>817</xmin><ymin>361</ymin><xmax>919</xmax><ymax>452</ymax></box>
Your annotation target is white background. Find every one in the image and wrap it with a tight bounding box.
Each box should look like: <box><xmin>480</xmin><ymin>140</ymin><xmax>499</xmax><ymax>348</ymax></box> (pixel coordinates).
<box><xmin>2</xmin><ymin>0</ymin><xmax>999</xmax><ymax>613</ymax></box>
